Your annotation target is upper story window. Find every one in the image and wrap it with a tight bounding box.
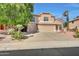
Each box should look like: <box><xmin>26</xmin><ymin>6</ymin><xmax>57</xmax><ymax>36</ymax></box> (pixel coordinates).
<box><xmin>44</xmin><ymin>17</ymin><xmax>48</xmax><ymax>21</ymax></box>
<box><xmin>32</xmin><ymin>17</ymin><xmax>35</xmax><ymax>22</ymax></box>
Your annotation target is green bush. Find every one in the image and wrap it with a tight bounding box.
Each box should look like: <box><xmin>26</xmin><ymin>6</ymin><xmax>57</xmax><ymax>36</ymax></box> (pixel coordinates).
<box><xmin>12</xmin><ymin>31</ymin><xmax>24</xmax><ymax>40</ymax></box>
<box><xmin>7</xmin><ymin>25</ymin><xmax>25</xmax><ymax>40</ymax></box>
<box><xmin>16</xmin><ymin>24</ymin><xmax>24</xmax><ymax>31</ymax></box>
<box><xmin>75</xmin><ymin>31</ymin><xmax>79</xmax><ymax>38</ymax></box>
<box><xmin>7</xmin><ymin>28</ymin><xmax>15</xmax><ymax>35</ymax></box>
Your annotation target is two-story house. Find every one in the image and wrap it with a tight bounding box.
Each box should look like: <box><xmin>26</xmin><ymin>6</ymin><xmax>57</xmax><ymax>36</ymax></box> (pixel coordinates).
<box><xmin>27</xmin><ymin>13</ymin><xmax>64</xmax><ymax>33</ymax></box>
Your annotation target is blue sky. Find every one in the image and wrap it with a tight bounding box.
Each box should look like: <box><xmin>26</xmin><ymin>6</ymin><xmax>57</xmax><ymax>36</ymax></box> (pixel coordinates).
<box><xmin>34</xmin><ymin>3</ymin><xmax>79</xmax><ymax>21</ymax></box>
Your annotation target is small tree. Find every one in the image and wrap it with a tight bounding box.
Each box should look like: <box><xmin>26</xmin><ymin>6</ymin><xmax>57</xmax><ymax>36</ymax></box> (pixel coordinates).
<box><xmin>0</xmin><ymin>3</ymin><xmax>34</xmax><ymax>40</ymax></box>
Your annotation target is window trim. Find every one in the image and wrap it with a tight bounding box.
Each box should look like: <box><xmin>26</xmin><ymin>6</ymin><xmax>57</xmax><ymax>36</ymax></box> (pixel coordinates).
<box><xmin>44</xmin><ymin>17</ymin><xmax>48</xmax><ymax>21</ymax></box>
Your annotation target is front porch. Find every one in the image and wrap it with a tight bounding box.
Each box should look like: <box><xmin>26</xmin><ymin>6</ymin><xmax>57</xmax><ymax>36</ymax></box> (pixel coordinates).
<box><xmin>53</xmin><ymin>24</ymin><xmax>63</xmax><ymax>32</ymax></box>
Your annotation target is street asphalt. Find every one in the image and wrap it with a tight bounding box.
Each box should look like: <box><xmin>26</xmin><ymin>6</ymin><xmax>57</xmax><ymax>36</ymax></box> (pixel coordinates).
<box><xmin>0</xmin><ymin>47</ymin><xmax>79</xmax><ymax>56</ymax></box>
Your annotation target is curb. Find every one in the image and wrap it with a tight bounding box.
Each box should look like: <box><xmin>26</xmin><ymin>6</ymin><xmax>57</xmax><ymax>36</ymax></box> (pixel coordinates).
<box><xmin>0</xmin><ymin>41</ymin><xmax>79</xmax><ymax>51</ymax></box>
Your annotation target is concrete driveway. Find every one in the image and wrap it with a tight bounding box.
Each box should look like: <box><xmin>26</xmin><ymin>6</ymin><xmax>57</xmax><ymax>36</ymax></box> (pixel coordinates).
<box><xmin>24</xmin><ymin>32</ymin><xmax>76</xmax><ymax>42</ymax></box>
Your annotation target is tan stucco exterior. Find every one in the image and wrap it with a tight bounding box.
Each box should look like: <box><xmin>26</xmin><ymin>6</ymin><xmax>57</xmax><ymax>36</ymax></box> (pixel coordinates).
<box><xmin>27</xmin><ymin>22</ymin><xmax>38</xmax><ymax>33</ymax></box>
<box><xmin>37</xmin><ymin>13</ymin><xmax>55</xmax><ymax>24</ymax></box>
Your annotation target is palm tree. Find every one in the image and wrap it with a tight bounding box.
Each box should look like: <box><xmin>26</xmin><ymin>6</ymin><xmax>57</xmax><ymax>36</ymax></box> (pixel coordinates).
<box><xmin>63</xmin><ymin>10</ymin><xmax>69</xmax><ymax>31</ymax></box>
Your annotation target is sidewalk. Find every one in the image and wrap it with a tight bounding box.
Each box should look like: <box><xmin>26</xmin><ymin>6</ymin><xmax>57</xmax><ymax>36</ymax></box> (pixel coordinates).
<box><xmin>0</xmin><ymin>40</ymin><xmax>79</xmax><ymax>51</ymax></box>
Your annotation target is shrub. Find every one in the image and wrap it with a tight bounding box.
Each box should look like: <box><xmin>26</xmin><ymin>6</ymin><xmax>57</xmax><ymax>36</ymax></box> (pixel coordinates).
<box><xmin>12</xmin><ymin>31</ymin><xmax>24</xmax><ymax>40</ymax></box>
<box><xmin>16</xmin><ymin>24</ymin><xmax>24</xmax><ymax>31</ymax></box>
<box><xmin>7</xmin><ymin>28</ymin><xmax>15</xmax><ymax>35</ymax></box>
<box><xmin>7</xmin><ymin>24</ymin><xmax>25</xmax><ymax>40</ymax></box>
<box><xmin>74</xmin><ymin>30</ymin><xmax>79</xmax><ymax>38</ymax></box>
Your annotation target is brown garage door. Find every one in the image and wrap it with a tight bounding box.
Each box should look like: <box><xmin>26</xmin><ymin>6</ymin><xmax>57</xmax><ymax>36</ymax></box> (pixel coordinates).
<box><xmin>37</xmin><ymin>24</ymin><xmax>55</xmax><ymax>32</ymax></box>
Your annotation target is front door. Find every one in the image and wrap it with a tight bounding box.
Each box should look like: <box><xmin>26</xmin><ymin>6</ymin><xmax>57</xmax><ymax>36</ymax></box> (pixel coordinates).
<box><xmin>56</xmin><ymin>25</ymin><xmax>58</xmax><ymax>31</ymax></box>
<box><xmin>59</xmin><ymin>25</ymin><xmax>62</xmax><ymax>30</ymax></box>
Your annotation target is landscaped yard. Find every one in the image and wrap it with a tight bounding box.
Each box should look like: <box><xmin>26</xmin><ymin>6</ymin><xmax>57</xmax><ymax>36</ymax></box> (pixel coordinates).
<box><xmin>0</xmin><ymin>31</ymin><xmax>78</xmax><ymax>43</ymax></box>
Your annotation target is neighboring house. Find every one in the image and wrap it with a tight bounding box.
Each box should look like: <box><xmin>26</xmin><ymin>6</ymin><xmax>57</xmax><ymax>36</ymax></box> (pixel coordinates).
<box><xmin>27</xmin><ymin>13</ymin><xmax>64</xmax><ymax>33</ymax></box>
<box><xmin>69</xmin><ymin>16</ymin><xmax>79</xmax><ymax>31</ymax></box>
